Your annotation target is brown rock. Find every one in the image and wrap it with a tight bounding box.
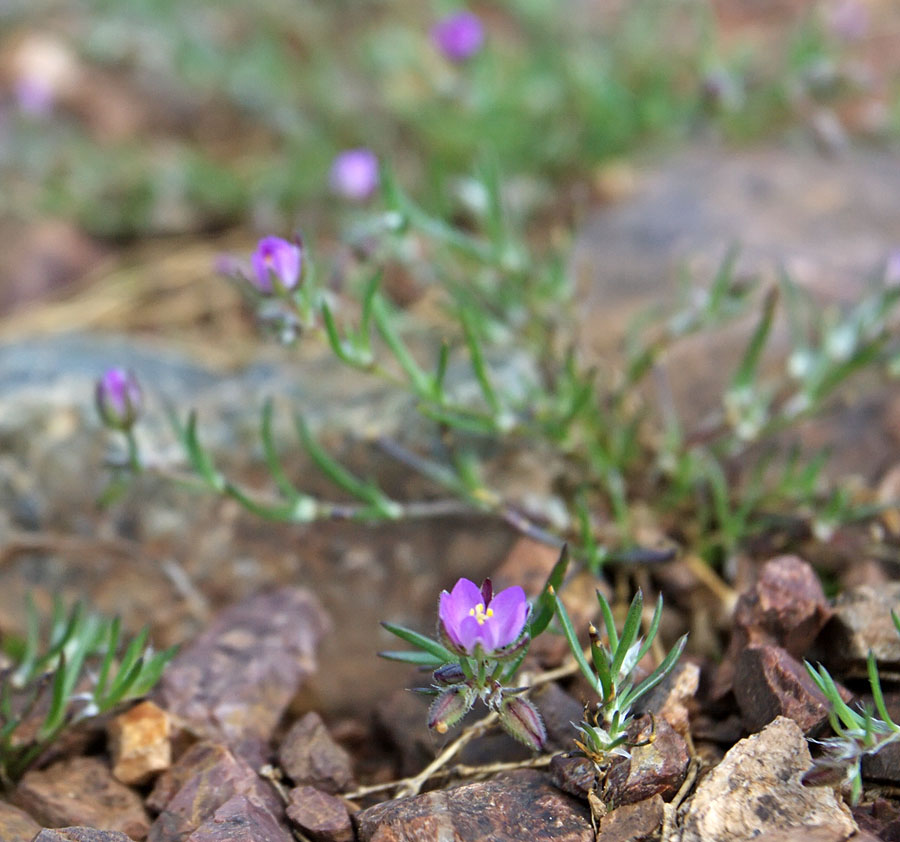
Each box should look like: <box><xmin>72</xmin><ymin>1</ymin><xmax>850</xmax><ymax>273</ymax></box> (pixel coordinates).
<box><xmin>286</xmin><ymin>786</ymin><xmax>354</xmax><ymax>842</ymax></box>
<box><xmin>604</xmin><ymin>717</ymin><xmax>689</xmax><ymax>806</ymax></box>
<box><xmin>277</xmin><ymin>712</ymin><xmax>354</xmax><ymax>794</ymax></box>
<box><xmin>752</xmin><ymin>828</ymin><xmax>870</xmax><ymax>842</ymax></box>
<box><xmin>14</xmin><ymin>757</ymin><xmax>150</xmax><ymax>840</ymax></box>
<box><xmin>635</xmin><ymin>660</ymin><xmax>700</xmax><ymax>735</ymax></box>
<box><xmin>861</xmin><ymin>737</ymin><xmax>900</xmax><ymax>785</ymax></box>
<box><xmin>853</xmin><ymin>798</ymin><xmax>900</xmax><ymax>841</ymax></box>
<box><xmin>355</xmin><ymin>769</ymin><xmax>592</xmax><ymax>842</ymax></box>
<box><xmin>680</xmin><ymin>717</ymin><xmax>857</xmax><ymax>842</ymax></box>
<box><xmin>0</xmin><ymin>799</ymin><xmax>41</xmax><ymax>842</ymax></box>
<box><xmin>549</xmin><ymin>755</ymin><xmax>597</xmax><ymax>801</ymax></box>
<box><xmin>734</xmin><ymin>556</ymin><xmax>832</xmax><ymax>656</ymax></box>
<box><xmin>108</xmin><ymin>700</ymin><xmax>172</xmax><ymax>785</ymax></box>
<box><xmin>716</xmin><ymin>556</ymin><xmax>832</xmax><ymax>697</ymax></box>
<box><xmin>184</xmin><ymin>794</ymin><xmax>293</xmax><ymax>842</ymax></box>
<box><xmin>734</xmin><ymin>645</ymin><xmax>851</xmax><ymax>734</ymax></box>
<box><xmin>596</xmin><ymin>795</ymin><xmax>664</xmax><ymax>842</ymax></box>
<box><xmin>155</xmin><ymin>588</ymin><xmax>330</xmax><ymax>766</ymax></box>
<box><xmin>824</xmin><ymin>583</ymin><xmax>900</xmax><ymax>675</ymax></box>
<box><xmin>147</xmin><ymin>742</ymin><xmax>282</xmax><ymax>842</ymax></box>
<box><xmin>32</xmin><ymin>830</ymin><xmax>134</xmax><ymax>842</ymax></box>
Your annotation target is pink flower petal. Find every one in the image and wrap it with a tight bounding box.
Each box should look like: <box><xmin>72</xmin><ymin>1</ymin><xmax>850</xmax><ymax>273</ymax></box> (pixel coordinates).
<box><xmin>488</xmin><ymin>586</ymin><xmax>528</xmax><ymax>648</ymax></box>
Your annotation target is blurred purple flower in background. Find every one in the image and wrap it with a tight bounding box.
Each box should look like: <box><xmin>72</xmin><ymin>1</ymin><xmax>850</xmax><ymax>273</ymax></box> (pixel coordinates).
<box><xmin>95</xmin><ymin>368</ymin><xmax>142</xmax><ymax>431</ymax></box>
<box><xmin>13</xmin><ymin>76</ymin><xmax>55</xmax><ymax>117</ymax></box>
<box><xmin>439</xmin><ymin>578</ymin><xmax>527</xmax><ymax>655</ymax></box>
<box><xmin>251</xmin><ymin>236</ymin><xmax>302</xmax><ymax>292</ymax></box>
<box><xmin>826</xmin><ymin>0</ymin><xmax>869</xmax><ymax>41</ymax></box>
<box><xmin>330</xmin><ymin>148</ymin><xmax>380</xmax><ymax>201</ymax></box>
<box><xmin>431</xmin><ymin>11</ymin><xmax>485</xmax><ymax>62</ymax></box>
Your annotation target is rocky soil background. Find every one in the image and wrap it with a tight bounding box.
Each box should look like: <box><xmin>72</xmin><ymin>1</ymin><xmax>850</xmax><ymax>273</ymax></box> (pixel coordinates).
<box><xmin>3</xmin><ymin>2</ymin><xmax>900</xmax><ymax>842</ymax></box>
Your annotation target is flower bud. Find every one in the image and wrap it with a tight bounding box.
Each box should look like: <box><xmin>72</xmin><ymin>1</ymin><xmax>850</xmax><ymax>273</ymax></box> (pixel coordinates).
<box><xmin>432</xmin><ymin>662</ymin><xmax>466</xmax><ymax>687</ymax></box>
<box><xmin>251</xmin><ymin>235</ymin><xmax>302</xmax><ymax>293</ymax></box>
<box><xmin>428</xmin><ymin>686</ymin><xmax>475</xmax><ymax>735</ymax></box>
<box><xmin>497</xmin><ymin>696</ymin><xmax>546</xmax><ymax>751</ymax></box>
<box><xmin>95</xmin><ymin>368</ymin><xmax>142</xmax><ymax>431</ymax></box>
<box><xmin>330</xmin><ymin>148</ymin><xmax>379</xmax><ymax>201</ymax></box>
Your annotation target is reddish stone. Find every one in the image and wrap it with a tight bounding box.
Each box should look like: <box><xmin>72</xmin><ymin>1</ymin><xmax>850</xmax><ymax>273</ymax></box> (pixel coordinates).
<box><xmin>286</xmin><ymin>786</ymin><xmax>354</xmax><ymax>842</ymax></box>
<box><xmin>604</xmin><ymin>717</ymin><xmax>690</xmax><ymax>806</ymax></box>
<box><xmin>734</xmin><ymin>645</ymin><xmax>851</xmax><ymax>734</ymax></box>
<box><xmin>184</xmin><ymin>794</ymin><xmax>293</xmax><ymax>842</ymax></box>
<box><xmin>0</xmin><ymin>799</ymin><xmax>41</xmax><ymax>842</ymax></box>
<box><xmin>715</xmin><ymin>555</ymin><xmax>832</xmax><ymax>697</ymax></box>
<box><xmin>14</xmin><ymin>757</ymin><xmax>149</xmax><ymax>840</ymax></box>
<box><xmin>147</xmin><ymin>742</ymin><xmax>282</xmax><ymax>842</ymax></box>
<box><xmin>155</xmin><ymin>588</ymin><xmax>330</xmax><ymax>767</ymax></box>
<box><xmin>277</xmin><ymin>712</ymin><xmax>354</xmax><ymax>794</ymax></box>
<box><xmin>356</xmin><ymin>770</ymin><xmax>592</xmax><ymax>842</ymax></box>
<box><xmin>596</xmin><ymin>795</ymin><xmax>664</xmax><ymax>842</ymax></box>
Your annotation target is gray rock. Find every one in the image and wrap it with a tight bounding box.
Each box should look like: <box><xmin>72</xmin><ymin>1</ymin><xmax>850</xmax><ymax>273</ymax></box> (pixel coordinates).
<box><xmin>679</xmin><ymin>716</ymin><xmax>857</xmax><ymax>842</ymax></box>
<box><xmin>31</xmin><ymin>830</ymin><xmax>134</xmax><ymax>842</ymax></box>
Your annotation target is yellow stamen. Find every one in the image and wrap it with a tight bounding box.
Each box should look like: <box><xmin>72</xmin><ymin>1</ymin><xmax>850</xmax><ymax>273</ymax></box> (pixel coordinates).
<box><xmin>468</xmin><ymin>602</ymin><xmax>494</xmax><ymax>625</ymax></box>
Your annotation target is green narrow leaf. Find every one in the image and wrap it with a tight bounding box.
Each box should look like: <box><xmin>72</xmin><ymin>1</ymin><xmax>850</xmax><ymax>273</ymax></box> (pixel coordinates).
<box><xmin>94</xmin><ymin>617</ymin><xmax>121</xmax><ymax>702</ymax></box>
<box><xmin>42</xmin><ymin>652</ymin><xmax>69</xmax><ymax>739</ymax></box>
<box><xmin>295</xmin><ymin>416</ymin><xmax>395</xmax><ymax>512</ymax></box>
<box><xmin>379</xmin><ymin>650</ymin><xmax>447</xmax><ymax>667</ymax></box>
<box><xmin>590</xmin><ymin>637</ymin><xmax>613</xmax><ymax>701</ymax></box>
<box><xmin>552</xmin><ymin>591</ymin><xmax>595</xmax><ymax>689</ymax></box>
<box><xmin>380</xmin><ymin>622</ymin><xmax>456</xmax><ymax>663</ymax></box>
<box><xmin>260</xmin><ymin>399</ymin><xmax>302</xmax><ymax>502</ymax></box>
<box><xmin>433</xmin><ymin>342</ymin><xmax>450</xmax><ymax>399</ymax></box>
<box><xmin>103</xmin><ymin>628</ymin><xmax>149</xmax><ymax>704</ymax></box>
<box><xmin>621</xmin><ymin>634</ymin><xmax>687</xmax><ymax>709</ymax></box>
<box><xmin>359</xmin><ymin>270</ymin><xmax>382</xmax><ymax>339</ymax></box>
<box><xmin>528</xmin><ymin>545</ymin><xmax>569</xmax><ymax>637</ymax></box>
<box><xmin>867</xmin><ymin>651</ymin><xmax>897</xmax><ymax>729</ymax></box>
<box><xmin>634</xmin><ymin>594</ymin><xmax>664</xmax><ymax>664</ymax></box>
<box><xmin>370</xmin><ymin>294</ymin><xmax>433</xmax><ymax>396</ymax></box>
<box><xmin>610</xmin><ymin>591</ymin><xmax>644</xmax><ymax>679</ymax></box>
<box><xmin>129</xmin><ymin>645</ymin><xmax>178</xmax><ymax>697</ymax></box>
<box><xmin>731</xmin><ymin>287</ymin><xmax>778</xmax><ymax>391</ymax></box>
<box><xmin>321</xmin><ymin>302</ymin><xmax>356</xmax><ymax>366</ymax></box>
<box><xmin>706</xmin><ymin>245</ymin><xmax>741</xmax><ymax>318</ymax></box>
<box><xmin>460</xmin><ymin>308</ymin><xmax>500</xmax><ymax>413</ymax></box>
<box><xmin>597</xmin><ymin>590</ymin><xmax>619</xmax><ymax>653</ymax></box>
<box><xmin>185</xmin><ymin>412</ymin><xmax>222</xmax><ymax>489</ymax></box>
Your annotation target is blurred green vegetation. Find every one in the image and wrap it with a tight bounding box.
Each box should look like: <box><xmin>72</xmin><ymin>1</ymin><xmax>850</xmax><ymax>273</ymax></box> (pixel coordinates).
<box><xmin>0</xmin><ymin>0</ymin><xmax>877</xmax><ymax>237</ymax></box>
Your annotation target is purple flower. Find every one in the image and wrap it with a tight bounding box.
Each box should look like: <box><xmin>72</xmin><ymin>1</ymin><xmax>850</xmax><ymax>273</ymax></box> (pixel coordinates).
<box><xmin>251</xmin><ymin>236</ymin><xmax>302</xmax><ymax>293</ymax></box>
<box><xmin>431</xmin><ymin>12</ymin><xmax>485</xmax><ymax>63</ymax></box>
<box><xmin>95</xmin><ymin>368</ymin><xmax>142</xmax><ymax>431</ymax></box>
<box><xmin>330</xmin><ymin>148</ymin><xmax>379</xmax><ymax>201</ymax></box>
<box><xmin>439</xmin><ymin>578</ymin><xmax>528</xmax><ymax>656</ymax></box>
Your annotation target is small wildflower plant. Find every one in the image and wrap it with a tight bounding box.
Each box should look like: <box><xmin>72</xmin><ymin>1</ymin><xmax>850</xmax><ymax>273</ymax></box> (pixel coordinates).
<box><xmin>0</xmin><ymin>597</ymin><xmax>176</xmax><ymax>787</ymax></box>
<box><xmin>804</xmin><ymin>611</ymin><xmax>900</xmax><ymax>805</ymax></box>
<box><xmin>380</xmin><ymin>549</ymin><xmax>568</xmax><ymax>751</ymax></box>
<box><xmin>553</xmin><ymin>587</ymin><xmax>687</xmax><ymax>769</ymax></box>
